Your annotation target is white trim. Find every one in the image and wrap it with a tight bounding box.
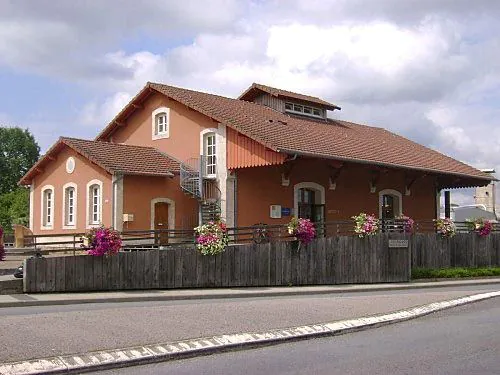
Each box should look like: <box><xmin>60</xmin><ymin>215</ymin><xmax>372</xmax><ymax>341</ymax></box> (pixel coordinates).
<box><xmin>284</xmin><ymin>102</ymin><xmax>324</xmax><ymax>119</ymax></box>
<box><xmin>40</xmin><ymin>184</ymin><xmax>55</xmax><ymax>230</ymax></box>
<box><xmin>152</xmin><ymin>107</ymin><xmax>170</xmax><ymax>140</ymax></box>
<box><xmin>378</xmin><ymin>189</ymin><xmax>403</xmax><ymax>219</ymax></box>
<box><xmin>217</xmin><ymin>123</ymin><xmax>228</xmax><ymax>223</ymax></box>
<box><xmin>29</xmin><ymin>182</ymin><xmax>35</xmax><ymax>231</ymax></box>
<box><xmin>62</xmin><ymin>182</ymin><xmax>78</xmax><ymax>229</ymax></box>
<box><xmin>65</xmin><ymin>157</ymin><xmax>75</xmax><ymax>174</ymax></box>
<box><xmin>113</xmin><ymin>174</ymin><xmax>124</xmax><ymax>231</ymax></box>
<box><xmin>200</xmin><ymin>128</ymin><xmax>218</xmax><ymax>179</ymax></box>
<box><xmin>150</xmin><ymin>198</ymin><xmax>175</xmax><ymax>231</ymax></box>
<box><xmin>86</xmin><ymin>179</ymin><xmax>103</xmax><ymax>229</ymax></box>
<box><xmin>293</xmin><ymin>182</ymin><xmax>325</xmax><ymax>218</ymax></box>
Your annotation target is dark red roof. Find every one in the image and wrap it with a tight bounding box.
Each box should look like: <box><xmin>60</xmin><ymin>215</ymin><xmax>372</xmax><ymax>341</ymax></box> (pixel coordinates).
<box><xmin>238</xmin><ymin>83</ymin><xmax>341</xmax><ymax>110</ymax></box>
<box><xmin>20</xmin><ymin>137</ymin><xmax>180</xmax><ymax>185</ymax></box>
<box><xmin>94</xmin><ymin>82</ymin><xmax>491</xmax><ymax>186</ymax></box>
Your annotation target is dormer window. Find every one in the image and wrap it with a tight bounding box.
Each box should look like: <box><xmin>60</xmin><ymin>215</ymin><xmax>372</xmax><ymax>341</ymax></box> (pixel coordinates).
<box><xmin>284</xmin><ymin>102</ymin><xmax>323</xmax><ymax>118</ymax></box>
<box><xmin>152</xmin><ymin>107</ymin><xmax>170</xmax><ymax>140</ymax></box>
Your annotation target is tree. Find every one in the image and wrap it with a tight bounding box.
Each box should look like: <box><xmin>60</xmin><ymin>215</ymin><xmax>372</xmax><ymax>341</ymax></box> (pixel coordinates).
<box><xmin>0</xmin><ymin>188</ymin><xmax>29</xmax><ymax>233</ymax></box>
<box><xmin>0</xmin><ymin>127</ymin><xmax>40</xmax><ymax>195</ymax></box>
<box><xmin>0</xmin><ymin>126</ymin><xmax>40</xmax><ymax>233</ymax></box>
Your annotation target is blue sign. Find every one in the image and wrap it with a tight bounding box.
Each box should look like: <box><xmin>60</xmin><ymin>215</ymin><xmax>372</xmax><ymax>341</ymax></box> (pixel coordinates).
<box><xmin>281</xmin><ymin>207</ymin><xmax>291</xmax><ymax>216</ymax></box>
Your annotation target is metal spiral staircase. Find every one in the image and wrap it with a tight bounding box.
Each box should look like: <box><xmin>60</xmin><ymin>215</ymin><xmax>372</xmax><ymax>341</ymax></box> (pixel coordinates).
<box><xmin>180</xmin><ymin>157</ymin><xmax>221</xmax><ymax>224</ymax></box>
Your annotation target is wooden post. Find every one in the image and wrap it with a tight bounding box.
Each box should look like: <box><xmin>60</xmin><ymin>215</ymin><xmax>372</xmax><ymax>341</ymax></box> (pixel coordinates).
<box><xmin>198</xmin><ymin>156</ymin><xmax>204</xmax><ymax>225</ymax></box>
<box><xmin>444</xmin><ymin>191</ymin><xmax>451</xmax><ymax>218</ymax></box>
<box><xmin>13</xmin><ymin>224</ymin><xmax>24</xmax><ymax>248</ymax></box>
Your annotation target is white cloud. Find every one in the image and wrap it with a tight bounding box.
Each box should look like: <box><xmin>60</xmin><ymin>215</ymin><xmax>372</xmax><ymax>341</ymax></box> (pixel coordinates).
<box><xmin>3</xmin><ymin>0</ymin><xmax>500</xmax><ymax>210</ymax></box>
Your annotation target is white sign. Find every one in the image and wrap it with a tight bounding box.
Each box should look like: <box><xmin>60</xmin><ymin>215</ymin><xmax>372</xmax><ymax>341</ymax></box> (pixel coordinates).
<box><xmin>270</xmin><ymin>205</ymin><xmax>282</xmax><ymax>219</ymax></box>
<box><xmin>388</xmin><ymin>239</ymin><xmax>409</xmax><ymax>248</ymax></box>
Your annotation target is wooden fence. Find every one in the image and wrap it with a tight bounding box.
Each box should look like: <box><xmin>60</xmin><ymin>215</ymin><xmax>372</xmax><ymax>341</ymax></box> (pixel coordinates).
<box><xmin>23</xmin><ymin>234</ymin><xmax>410</xmax><ymax>293</ymax></box>
<box><xmin>412</xmin><ymin>233</ymin><xmax>500</xmax><ymax>268</ymax></box>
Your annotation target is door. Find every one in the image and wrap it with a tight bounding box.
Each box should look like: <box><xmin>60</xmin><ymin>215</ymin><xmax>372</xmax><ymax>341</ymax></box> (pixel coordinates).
<box><xmin>154</xmin><ymin>202</ymin><xmax>169</xmax><ymax>245</ymax></box>
<box><xmin>298</xmin><ymin>188</ymin><xmax>325</xmax><ymax>235</ymax></box>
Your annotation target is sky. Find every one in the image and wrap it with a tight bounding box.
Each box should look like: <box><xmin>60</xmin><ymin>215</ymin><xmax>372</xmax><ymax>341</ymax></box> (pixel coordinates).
<box><xmin>1</xmin><ymin>0</ymin><xmax>500</xmax><ymax>206</ymax></box>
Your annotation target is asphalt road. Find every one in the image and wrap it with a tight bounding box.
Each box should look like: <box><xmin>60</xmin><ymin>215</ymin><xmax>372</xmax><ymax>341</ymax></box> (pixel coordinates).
<box><xmin>0</xmin><ymin>285</ymin><xmax>498</xmax><ymax>363</ymax></box>
<box><xmin>95</xmin><ymin>297</ymin><xmax>500</xmax><ymax>375</ymax></box>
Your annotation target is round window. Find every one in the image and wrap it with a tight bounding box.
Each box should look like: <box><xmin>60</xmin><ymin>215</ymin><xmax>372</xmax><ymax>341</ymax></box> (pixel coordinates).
<box><xmin>66</xmin><ymin>157</ymin><xmax>75</xmax><ymax>174</ymax></box>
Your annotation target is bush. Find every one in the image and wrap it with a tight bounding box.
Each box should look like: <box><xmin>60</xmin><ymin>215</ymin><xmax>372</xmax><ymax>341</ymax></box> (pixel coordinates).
<box><xmin>412</xmin><ymin>267</ymin><xmax>500</xmax><ymax>279</ymax></box>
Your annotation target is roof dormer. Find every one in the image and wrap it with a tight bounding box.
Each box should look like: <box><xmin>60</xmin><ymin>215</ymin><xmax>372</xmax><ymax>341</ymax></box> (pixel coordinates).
<box><xmin>238</xmin><ymin>83</ymin><xmax>341</xmax><ymax>119</ymax></box>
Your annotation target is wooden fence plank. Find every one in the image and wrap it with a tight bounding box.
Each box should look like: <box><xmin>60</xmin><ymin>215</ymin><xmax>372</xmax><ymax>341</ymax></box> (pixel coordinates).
<box><xmin>54</xmin><ymin>256</ymin><xmax>66</xmax><ymax>292</ymax></box>
<box><xmin>93</xmin><ymin>255</ymin><xmax>103</xmax><ymax>291</ymax></box>
<box><xmin>24</xmin><ymin>233</ymin><xmax>500</xmax><ymax>293</ymax></box>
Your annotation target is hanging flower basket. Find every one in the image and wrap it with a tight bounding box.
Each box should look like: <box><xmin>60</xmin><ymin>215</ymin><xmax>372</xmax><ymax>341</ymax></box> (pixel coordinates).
<box><xmin>287</xmin><ymin>217</ymin><xmax>316</xmax><ymax>248</ymax></box>
<box><xmin>434</xmin><ymin>218</ymin><xmax>456</xmax><ymax>238</ymax></box>
<box><xmin>82</xmin><ymin>226</ymin><xmax>122</xmax><ymax>256</ymax></box>
<box><xmin>466</xmin><ymin>218</ymin><xmax>493</xmax><ymax>237</ymax></box>
<box><xmin>194</xmin><ymin>221</ymin><xmax>229</xmax><ymax>255</ymax></box>
<box><xmin>352</xmin><ymin>213</ymin><xmax>379</xmax><ymax>238</ymax></box>
<box><xmin>397</xmin><ymin>214</ymin><xmax>415</xmax><ymax>234</ymax></box>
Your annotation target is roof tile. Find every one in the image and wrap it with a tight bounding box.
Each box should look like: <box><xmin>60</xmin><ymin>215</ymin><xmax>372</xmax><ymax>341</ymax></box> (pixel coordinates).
<box><xmin>148</xmin><ymin>82</ymin><xmax>490</xmax><ymax>181</ymax></box>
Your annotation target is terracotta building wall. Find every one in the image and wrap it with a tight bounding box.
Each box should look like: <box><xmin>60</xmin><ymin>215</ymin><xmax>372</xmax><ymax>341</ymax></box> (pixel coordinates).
<box><xmin>31</xmin><ymin>147</ymin><xmax>113</xmax><ymax>235</ymax></box>
<box><xmin>109</xmin><ymin>92</ymin><xmax>217</xmax><ymax>162</ymax></box>
<box><xmin>122</xmin><ymin>175</ymin><xmax>199</xmax><ymax>231</ymax></box>
<box><xmin>235</xmin><ymin>159</ymin><xmax>437</xmax><ymax>227</ymax></box>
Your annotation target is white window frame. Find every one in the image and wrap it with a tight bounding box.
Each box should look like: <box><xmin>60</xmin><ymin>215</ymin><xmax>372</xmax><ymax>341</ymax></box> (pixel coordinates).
<box><xmin>204</xmin><ymin>132</ymin><xmax>217</xmax><ymax>178</ymax></box>
<box><xmin>86</xmin><ymin>179</ymin><xmax>103</xmax><ymax>228</ymax></box>
<box><xmin>40</xmin><ymin>185</ymin><xmax>55</xmax><ymax>230</ymax></box>
<box><xmin>378</xmin><ymin>189</ymin><xmax>403</xmax><ymax>219</ymax></box>
<box><xmin>284</xmin><ymin>102</ymin><xmax>323</xmax><ymax>119</ymax></box>
<box><xmin>152</xmin><ymin>107</ymin><xmax>170</xmax><ymax>140</ymax></box>
<box><xmin>293</xmin><ymin>182</ymin><xmax>326</xmax><ymax>219</ymax></box>
<box><xmin>62</xmin><ymin>182</ymin><xmax>77</xmax><ymax>229</ymax></box>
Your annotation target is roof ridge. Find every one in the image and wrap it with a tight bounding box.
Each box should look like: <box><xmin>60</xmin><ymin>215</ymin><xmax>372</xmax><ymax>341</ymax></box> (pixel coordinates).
<box><xmin>253</xmin><ymin>82</ymin><xmax>325</xmax><ymax>101</ymax></box>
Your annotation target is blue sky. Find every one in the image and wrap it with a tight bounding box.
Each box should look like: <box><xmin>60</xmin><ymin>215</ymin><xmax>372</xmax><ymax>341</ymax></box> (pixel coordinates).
<box><xmin>1</xmin><ymin>0</ymin><xmax>500</xmax><ymax>205</ymax></box>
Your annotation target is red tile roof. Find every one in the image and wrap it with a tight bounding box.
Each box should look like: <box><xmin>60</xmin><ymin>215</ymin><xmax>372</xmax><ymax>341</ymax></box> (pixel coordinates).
<box><xmin>19</xmin><ymin>137</ymin><xmax>180</xmax><ymax>185</ymax></box>
<box><xmin>238</xmin><ymin>83</ymin><xmax>341</xmax><ymax>110</ymax></box>
<box><xmin>95</xmin><ymin>82</ymin><xmax>491</xmax><ymax>186</ymax></box>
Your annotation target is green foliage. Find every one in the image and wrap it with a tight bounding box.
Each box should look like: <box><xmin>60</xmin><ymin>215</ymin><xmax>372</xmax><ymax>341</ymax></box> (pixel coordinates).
<box><xmin>0</xmin><ymin>126</ymin><xmax>40</xmax><ymax>195</ymax></box>
<box><xmin>412</xmin><ymin>267</ymin><xmax>500</xmax><ymax>279</ymax></box>
<box><xmin>0</xmin><ymin>126</ymin><xmax>39</xmax><ymax>234</ymax></box>
<box><xmin>0</xmin><ymin>188</ymin><xmax>30</xmax><ymax>233</ymax></box>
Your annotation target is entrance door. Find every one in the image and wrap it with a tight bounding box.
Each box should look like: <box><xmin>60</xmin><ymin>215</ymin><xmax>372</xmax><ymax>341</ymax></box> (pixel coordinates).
<box><xmin>381</xmin><ymin>194</ymin><xmax>396</xmax><ymax>220</ymax></box>
<box><xmin>298</xmin><ymin>188</ymin><xmax>325</xmax><ymax>234</ymax></box>
<box><xmin>154</xmin><ymin>202</ymin><xmax>169</xmax><ymax>245</ymax></box>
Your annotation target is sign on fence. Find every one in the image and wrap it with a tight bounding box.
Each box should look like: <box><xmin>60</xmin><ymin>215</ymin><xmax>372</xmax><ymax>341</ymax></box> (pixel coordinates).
<box><xmin>388</xmin><ymin>239</ymin><xmax>409</xmax><ymax>248</ymax></box>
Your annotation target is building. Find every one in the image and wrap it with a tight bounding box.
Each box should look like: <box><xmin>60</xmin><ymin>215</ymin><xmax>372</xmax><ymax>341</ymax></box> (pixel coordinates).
<box><xmin>19</xmin><ymin>82</ymin><xmax>493</xmax><ymax>239</ymax></box>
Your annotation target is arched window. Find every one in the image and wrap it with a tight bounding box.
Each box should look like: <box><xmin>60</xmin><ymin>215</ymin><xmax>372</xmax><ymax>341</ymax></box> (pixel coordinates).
<box><xmin>379</xmin><ymin>189</ymin><xmax>403</xmax><ymax>220</ymax></box>
<box><xmin>62</xmin><ymin>183</ymin><xmax>77</xmax><ymax>228</ymax></box>
<box><xmin>152</xmin><ymin>107</ymin><xmax>170</xmax><ymax>140</ymax></box>
<box><xmin>41</xmin><ymin>185</ymin><xmax>55</xmax><ymax>229</ymax></box>
<box><xmin>87</xmin><ymin>180</ymin><xmax>103</xmax><ymax>226</ymax></box>
<box><xmin>293</xmin><ymin>182</ymin><xmax>325</xmax><ymax>223</ymax></box>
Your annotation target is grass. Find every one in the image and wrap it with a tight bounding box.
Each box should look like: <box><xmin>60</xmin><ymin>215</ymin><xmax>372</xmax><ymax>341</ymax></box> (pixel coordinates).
<box><xmin>412</xmin><ymin>267</ymin><xmax>500</xmax><ymax>279</ymax></box>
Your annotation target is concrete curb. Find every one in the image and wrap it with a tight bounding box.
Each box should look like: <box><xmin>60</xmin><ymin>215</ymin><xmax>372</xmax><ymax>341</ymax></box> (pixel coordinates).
<box><xmin>1</xmin><ymin>279</ymin><xmax>500</xmax><ymax>309</ymax></box>
<box><xmin>1</xmin><ymin>291</ymin><xmax>498</xmax><ymax>374</ymax></box>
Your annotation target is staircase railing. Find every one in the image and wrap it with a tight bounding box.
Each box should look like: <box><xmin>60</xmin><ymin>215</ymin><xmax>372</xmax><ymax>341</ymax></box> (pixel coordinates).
<box><xmin>180</xmin><ymin>157</ymin><xmax>201</xmax><ymax>198</ymax></box>
<box><xmin>180</xmin><ymin>157</ymin><xmax>222</xmax><ymax>224</ymax></box>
